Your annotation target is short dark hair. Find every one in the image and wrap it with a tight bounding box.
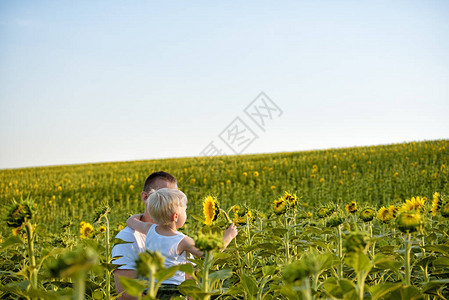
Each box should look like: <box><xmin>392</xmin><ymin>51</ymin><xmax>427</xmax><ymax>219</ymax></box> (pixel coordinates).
<box><xmin>143</xmin><ymin>171</ymin><xmax>177</xmax><ymax>192</ymax></box>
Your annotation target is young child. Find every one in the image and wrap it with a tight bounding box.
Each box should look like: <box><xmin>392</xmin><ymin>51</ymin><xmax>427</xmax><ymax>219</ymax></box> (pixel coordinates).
<box><xmin>126</xmin><ymin>188</ymin><xmax>238</xmax><ymax>289</ymax></box>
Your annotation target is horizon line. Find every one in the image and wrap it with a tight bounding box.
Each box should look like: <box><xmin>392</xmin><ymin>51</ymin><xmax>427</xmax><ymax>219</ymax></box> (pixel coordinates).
<box><xmin>1</xmin><ymin>138</ymin><xmax>447</xmax><ymax>171</ymax></box>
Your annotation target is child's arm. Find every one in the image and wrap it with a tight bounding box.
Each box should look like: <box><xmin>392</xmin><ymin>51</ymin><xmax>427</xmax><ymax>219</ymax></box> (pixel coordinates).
<box><xmin>126</xmin><ymin>214</ymin><xmax>153</xmax><ymax>234</ymax></box>
<box><xmin>178</xmin><ymin>236</ymin><xmax>203</xmax><ymax>258</ymax></box>
<box><xmin>178</xmin><ymin>223</ymin><xmax>238</xmax><ymax>257</ymax></box>
<box><xmin>222</xmin><ymin>223</ymin><xmax>238</xmax><ymax>249</ymax></box>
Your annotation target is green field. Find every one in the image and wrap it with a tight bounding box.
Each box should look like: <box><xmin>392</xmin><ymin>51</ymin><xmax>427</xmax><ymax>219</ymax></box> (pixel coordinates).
<box><xmin>1</xmin><ymin>139</ymin><xmax>448</xmax><ymax>299</ymax></box>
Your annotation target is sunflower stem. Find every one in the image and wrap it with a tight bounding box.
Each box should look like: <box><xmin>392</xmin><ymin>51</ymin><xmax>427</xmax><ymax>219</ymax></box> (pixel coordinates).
<box><xmin>284</xmin><ymin>216</ymin><xmax>291</xmax><ymax>264</ymax></box>
<box><xmin>405</xmin><ymin>232</ymin><xmax>412</xmax><ymax>286</ymax></box>
<box><xmin>73</xmin><ymin>271</ymin><xmax>86</xmax><ymax>300</ymax></box>
<box><xmin>220</xmin><ymin>208</ymin><xmax>232</xmax><ymax>224</ymax></box>
<box><xmin>302</xmin><ymin>277</ymin><xmax>312</xmax><ymax>300</ymax></box>
<box><xmin>148</xmin><ymin>269</ymin><xmax>156</xmax><ymax>299</ymax></box>
<box><xmin>369</xmin><ymin>222</ymin><xmax>375</xmax><ymax>258</ymax></box>
<box><xmin>24</xmin><ymin>222</ymin><xmax>38</xmax><ymax>296</ymax></box>
<box><xmin>202</xmin><ymin>250</ymin><xmax>213</xmax><ymax>300</ymax></box>
<box><xmin>357</xmin><ymin>272</ymin><xmax>366</xmax><ymax>300</ymax></box>
<box><xmin>105</xmin><ymin>214</ymin><xmax>111</xmax><ymax>300</ymax></box>
<box><xmin>336</xmin><ymin>224</ymin><xmax>343</xmax><ymax>280</ymax></box>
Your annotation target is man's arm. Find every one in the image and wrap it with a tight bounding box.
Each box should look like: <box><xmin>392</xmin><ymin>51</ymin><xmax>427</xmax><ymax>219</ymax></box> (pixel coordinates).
<box><xmin>111</xmin><ymin>228</ymin><xmax>142</xmax><ymax>300</ymax></box>
<box><xmin>113</xmin><ymin>269</ymin><xmax>138</xmax><ymax>300</ymax></box>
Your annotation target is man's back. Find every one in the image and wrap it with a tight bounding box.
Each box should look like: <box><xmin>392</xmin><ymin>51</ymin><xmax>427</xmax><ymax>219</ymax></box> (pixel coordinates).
<box><xmin>112</xmin><ymin>226</ymin><xmax>146</xmax><ymax>270</ymax></box>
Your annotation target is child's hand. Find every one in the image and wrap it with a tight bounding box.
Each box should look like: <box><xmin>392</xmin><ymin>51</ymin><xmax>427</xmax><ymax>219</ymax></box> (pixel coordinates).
<box><xmin>223</xmin><ymin>223</ymin><xmax>238</xmax><ymax>248</ymax></box>
<box><xmin>225</xmin><ymin>223</ymin><xmax>238</xmax><ymax>239</ymax></box>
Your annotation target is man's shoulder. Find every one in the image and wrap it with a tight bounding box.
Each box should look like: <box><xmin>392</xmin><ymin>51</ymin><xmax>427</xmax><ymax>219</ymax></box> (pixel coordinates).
<box><xmin>114</xmin><ymin>226</ymin><xmax>137</xmax><ymax>242</ymax></box>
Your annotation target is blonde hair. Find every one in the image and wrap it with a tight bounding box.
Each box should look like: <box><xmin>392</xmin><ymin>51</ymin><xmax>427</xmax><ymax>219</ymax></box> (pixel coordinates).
<box><xmin>146</xmin><ymin>188</ymin><xmax>187</xmax><ymax>225</ymax></box>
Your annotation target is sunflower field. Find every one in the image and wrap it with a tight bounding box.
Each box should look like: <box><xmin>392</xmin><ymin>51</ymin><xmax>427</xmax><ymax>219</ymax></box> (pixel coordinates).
<box><xmin>0</xmin><ymin>139</ymin><xmax>448</xmax><ymax>299</ymax></box>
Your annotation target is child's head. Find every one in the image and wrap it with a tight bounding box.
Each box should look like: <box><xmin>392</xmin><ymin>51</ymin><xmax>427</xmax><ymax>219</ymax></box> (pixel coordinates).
<box><xmin>146</xmin><ymin>188</ymin><xmax>187</xmax><ymax>226</ymax></box>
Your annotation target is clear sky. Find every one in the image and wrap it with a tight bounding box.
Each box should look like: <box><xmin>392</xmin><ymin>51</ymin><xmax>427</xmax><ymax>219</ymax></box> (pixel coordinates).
<box><xmin>1</xmin><ymin>0</ymin><xmax>448</xmax><ymax>169</ymax></box>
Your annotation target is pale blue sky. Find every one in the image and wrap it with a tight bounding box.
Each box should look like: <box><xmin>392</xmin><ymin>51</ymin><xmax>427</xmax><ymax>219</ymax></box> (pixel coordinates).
<box><xmin>1</xmin><ymin>1</ymin><xmax>448</xmax><ymax>169</ymax></box>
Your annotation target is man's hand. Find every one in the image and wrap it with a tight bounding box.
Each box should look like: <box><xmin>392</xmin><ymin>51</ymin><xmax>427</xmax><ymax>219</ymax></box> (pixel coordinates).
<box><xmin>113</xmin><ymin>269</ymin><xmax>138</xmax><ymax>300</ymax></box>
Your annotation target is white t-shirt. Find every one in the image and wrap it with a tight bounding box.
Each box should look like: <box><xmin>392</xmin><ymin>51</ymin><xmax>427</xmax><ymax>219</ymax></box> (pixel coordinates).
<box><xmin>111</xmin><ymin>226</ymin><xmax>146</xmax><ymax>270</ymax></box>
<box><xmin>145</xmin><ymin>225</ymin><xmax>188</xmax><ymax>285</ymax></box>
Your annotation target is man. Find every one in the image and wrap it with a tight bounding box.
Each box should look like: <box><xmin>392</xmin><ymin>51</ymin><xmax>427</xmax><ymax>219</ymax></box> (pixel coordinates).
<box><xmin>112</xmin><ymin>171</ymin><xmax>178</xmax><ymax>300</ymax></box>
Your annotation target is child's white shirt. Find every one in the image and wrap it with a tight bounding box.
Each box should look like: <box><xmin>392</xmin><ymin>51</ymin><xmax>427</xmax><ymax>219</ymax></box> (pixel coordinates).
<box><xmin>145</xmin><ymin>225</ymin><xmax>188</xmax><ymax>285</ymax></box>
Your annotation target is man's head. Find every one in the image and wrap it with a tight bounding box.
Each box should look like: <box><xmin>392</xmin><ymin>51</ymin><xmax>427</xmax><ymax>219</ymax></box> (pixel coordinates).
<box><xmin>140</xmin><ymin>171</ymin><xmax>178</xmax><ymax>223</ymax></box>
<box><xmin>141</xmin><ymin>170</ymin><xmax>177</xmax><ymax>194</ymax></box>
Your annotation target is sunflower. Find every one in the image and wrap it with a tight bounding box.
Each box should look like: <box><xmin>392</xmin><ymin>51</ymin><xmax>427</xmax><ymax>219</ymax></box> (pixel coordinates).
<box><xmin>99</xmin><ymin>226</ymin><xmax>106</xmax><ymax>233</ymax></box>
<box><xmin>232</xmin><ymin>205</ymin><xmax>249</xmax><ymax>224</ymax></box>
<box><xmin>431</xmin><ymin>192</ymin><xmax>440</xmax><ymax>217</ymax></box>
<box><xmin>344</xmin><ymin>232</ymin><xmax>369</xmax><ymax>253</ymax></box>
<box><xmin>135</xmin><ymin>250</ymin><xmax>165</xmax><ymax>278</ymax></box>
<box><xmin>246</xmin><ymin>210</ymin><xmax>257</xmax><ymax>223</ymax></box>
<box><xmin>6</xmin><ymin>201</ymin><xmax>33</xmax><ymax>228</ymax></box>
<box><xmin>326</xmin><ymin>216</ymin><xmax>344</xmax><ymax>227</ymax></box>
<box><xmin>234</xmin><ymin>205</ymin><xmax>248</xmax><ymax>217</ymax></box>
<box><xmin>360</xmin><ymin>208</ymin><xmax>375</xmax><ymax>222</ymax></box>
<box><xmin>232</xmin><ymin>205</ymin><xmax>241</xmax><ymax>214</ymax></box>
<box><xmin>400</xmin><ymin>196</ymin><xmax>426</xmax><ymax>213</ymax></box>
<box><xmin>345</xmin><ymin>202</ymin><xmax>357</xmax><ymax>214</ymax></box>
<box><xmin>48</xmin><ymin>246</ymin><xmax>97</xmax><ymax>278</ymax></box>
<box><xmin>317</xmin><ymin>206</ymin><xmax>333</xmax><ymax>218</ymax></box>
<box><xmin>203</xmin><ymin>196</ymin><xmax>220</xmax><ymax>226</ymax></box>
<box><xmin>388</xmin><ymin>205</ymin><xmax>400</xmax><ymax>218</ymax></box>
<box><xmin>377</xmin><ymin>206</ymin><xmax>392</xmax><ymax>222</ymax></box>
<box><xmin>232</xmin><ymin>215</ymin><xmax>247</xmax><ymax>225</ymax></box>
<box><xmin>401</xmin><ymin>198</ymin><xmax>414</xmax><ymax>212</ymax></box>
<box><xmin>396</xmin><ymin>212</ymin><xmax>422</xmax><ymax>233</ymax></box>
<box><xmin>273</xmin><ymin>197</ymin><xmax>287</xmax><ymax>215</ymax></box>
<box><xmin>284</xmin><ymin>191</ymin><xmax>298</xmax><ymax>208</ymax></box>
<box><xmin>12</xmin><ymin>227</ymin><xmax>22</xmax><ymax>236</ymax></box>
<box><xmin>80</xmin><ymin>222</ymin><xmax>94</xmax><ymax>239</ymax></box>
